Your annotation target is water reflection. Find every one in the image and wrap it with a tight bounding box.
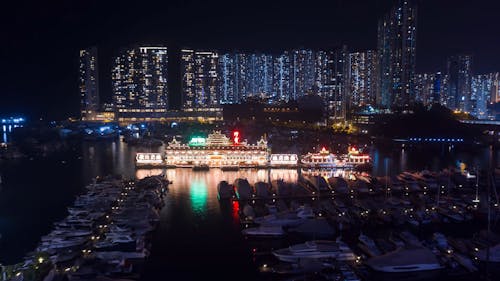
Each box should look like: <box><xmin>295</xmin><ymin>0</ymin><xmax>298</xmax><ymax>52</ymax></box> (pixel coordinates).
<box><xmin>190</xmin><ymin>179</ymin><xmax>208</xmax><ymax>215</ymax></box>
<box><xmin>161</xmin><ymin>168</ymin><xmax>299</xmax><ymax>217</ymax></box>
<box><xmin>136</xmin><ymin>169</ymin><xmax>163</xmax><ymax>179</ymax></box>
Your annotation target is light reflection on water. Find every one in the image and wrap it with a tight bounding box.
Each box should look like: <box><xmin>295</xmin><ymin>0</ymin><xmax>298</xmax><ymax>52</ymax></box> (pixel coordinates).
<box><xmin>136</xmin><ymin>168</ymin><xmax>299</xmax><ymax>217</ymax></box>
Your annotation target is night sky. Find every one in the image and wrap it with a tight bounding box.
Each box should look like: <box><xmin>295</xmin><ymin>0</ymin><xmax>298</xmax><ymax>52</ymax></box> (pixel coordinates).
<box><xmin>1</xmin><ymin>0</ymin><xmax>499</xmax><ymax>120</ymax></box>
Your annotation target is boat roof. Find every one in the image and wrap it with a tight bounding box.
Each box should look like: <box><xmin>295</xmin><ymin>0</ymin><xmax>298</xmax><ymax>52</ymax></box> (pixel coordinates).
<box><xmin>366</xmin><ymin>247</ymin><xmax>440</xmax><ymax>267</ymax></box>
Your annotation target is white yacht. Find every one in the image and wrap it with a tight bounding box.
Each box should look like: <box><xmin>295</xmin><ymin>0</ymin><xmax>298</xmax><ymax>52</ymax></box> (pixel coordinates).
<box><xmin>365</xmin><ymin>247</ymin><xmax>443</xmax><ymax>273</ymax></box>
<box><xmin>242</xmin><ymin>225</ymin><xmax>285</xmax><ymax>237</ymax></box>
<box><xmin>273</xmin><ymin>240</ymin><xmax>356</xmax><ymax>263</ymax></box>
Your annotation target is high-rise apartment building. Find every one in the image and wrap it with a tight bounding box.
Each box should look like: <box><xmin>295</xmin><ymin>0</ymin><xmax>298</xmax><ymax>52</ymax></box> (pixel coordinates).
<box><xmin>447</xmin><ymin>55</ymin><xmax>473</xmax><ymax>112</ymax></box>
<box><xmin>272</xmin><ymin>52</ymin><xmax>292</xmax><ymax>103</ymax></box>
<box><xmin>79</xmin><ymin>47</ymin><xmax>100</xmax><ymax>121</ymax></box>
<box><xmin>491</xmin><ymin>73</ymin><xmax>500</xmax><ymax>104</ymax></box>
<box><xmin>349</xmin><ymin>50</ymin><xmax>378</xmax><ymax>107</ymax></box>
<box><xmin>181</xmin><ymin>49</ymin><xmax>220</xmax><ymax>109</ymax></box>
<box><xmin>292</xmin><ymin>49</ymin><xmax>315</xmax><ymax>100</ymax></box>
<box><xmin>112</xmin><ymin>46</ymin><xmax>169</xmax><ymax>122</ymax></box>
<box><xmin>377</xmin><ymin>0</ymin><xmax>417</xmax><ymax>108</ymax></box>
<box><xmin>471</xmin><ymin>74</ymin><xmax>492</xmax><ymax>119</ymax></box>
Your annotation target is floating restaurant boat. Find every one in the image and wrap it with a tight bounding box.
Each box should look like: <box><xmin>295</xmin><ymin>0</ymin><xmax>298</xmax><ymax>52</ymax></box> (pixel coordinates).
<box><xmin>301</xmin><ymin>147</ymin><xmax>370</xmax><ymax>169</ymax></box>
<box><xmin>301</xmin><ymin>147</ymin><xmax>339</xmax><ymax>169</ymax></box>
<box><xmin>165</xmin><ymin>130</ymin><xmax>269</xmax><ymax>168</ymax></box>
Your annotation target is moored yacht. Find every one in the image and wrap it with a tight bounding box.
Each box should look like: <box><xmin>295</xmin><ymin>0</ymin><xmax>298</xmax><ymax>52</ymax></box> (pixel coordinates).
<box><xmin>242</xmin><ymin>225</ymin><xmax>285</xmax><ymax>237</ymax></box>
<box><xmin>273</xmin><ymin>240</ymin><xmax>356</xmax><ymax>263</ymax></box>
<box><xmin>365</xmin><ymin>247</ymin><xmax>443</xmax><ymax>273</ymax></box>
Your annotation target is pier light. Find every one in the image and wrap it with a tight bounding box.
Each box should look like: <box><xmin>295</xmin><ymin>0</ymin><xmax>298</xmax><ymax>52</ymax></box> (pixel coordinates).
<box><xmin>38</xmin><ymin>257</ymin><xmax>44</xmax><ymax>264</ymax></box>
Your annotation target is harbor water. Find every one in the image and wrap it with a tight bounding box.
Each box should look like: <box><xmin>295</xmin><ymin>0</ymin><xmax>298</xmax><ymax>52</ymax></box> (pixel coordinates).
<box><xmin>0</xmin><ymin>139</ymin><xmax>499</xmax><ymax>280</ymax></box>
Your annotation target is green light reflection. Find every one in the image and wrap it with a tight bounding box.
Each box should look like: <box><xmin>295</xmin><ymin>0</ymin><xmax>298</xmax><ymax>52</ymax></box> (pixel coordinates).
<box><xmin>190</xmin><ymin>180</ymin><xmax>208</xmax><ymax>214</ymax></box>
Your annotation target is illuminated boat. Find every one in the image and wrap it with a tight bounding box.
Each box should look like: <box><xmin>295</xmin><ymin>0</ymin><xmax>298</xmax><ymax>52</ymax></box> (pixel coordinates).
<box><xmin>300</xmin><ymin>147</ymin><xmax>341</xmax><ymax>169</ymax></box>
<box><xmin>165</xmin><ymin>130</ymin><xmax>268</xmax><ymax>168</ymax></box>
<box><xmin>344</xmin><ymin>146</ymin><xmax>371</xmax><ymax>166</ymax></box>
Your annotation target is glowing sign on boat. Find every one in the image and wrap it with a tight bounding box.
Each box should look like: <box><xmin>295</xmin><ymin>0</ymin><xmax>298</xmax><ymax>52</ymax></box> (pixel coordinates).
<box><xmin>270</xmin><ymin>154</ymin><xmax>298</xmax><ymax>166</ymax></box>
<box><xmin>136</xmin><ymin>153</ymin><xmax>163</xmax><ymax>164</ymax></box>
<box><xmin>233</xmin><ymin>131</ymin><xmax>240</xmax><ymax>145</ymax></box>
<box><xmin>188</xmin><ymin>137</ymin><xmax>206</xmax><ymax>146</ymax></box>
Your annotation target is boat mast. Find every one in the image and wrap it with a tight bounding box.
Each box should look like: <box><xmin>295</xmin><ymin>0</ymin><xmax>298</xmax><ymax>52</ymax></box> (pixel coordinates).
<box><xmin>473</xmin><ymin>165</ymin><xmax>480</xmax><ymax>203</ymax></box>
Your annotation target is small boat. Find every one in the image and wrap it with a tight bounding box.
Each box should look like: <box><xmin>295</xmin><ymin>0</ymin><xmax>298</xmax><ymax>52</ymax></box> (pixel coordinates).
<box><xmin>192</xmin><ymin>164</ymin><xmax>210</xmax><ymax>171</ymax></box>
<box><xmin>217</xmin><ymin>181</ymin><xmax>233</xmax><ymax>200</ymax></box>
<box><xmin>234</xmin><ymin>178</ymin><xmax>252</xmax><ymax>200</ymax></box>
<box><xmin>254</xmin><ymin>182</ymin><xmax>270</xmax><ymax>198</ymax></box>
<box><xmin>273</xmin><ymin>240</ymin><xmax>356</xmax><ymax>263</ymax></box>
<box><xmin>242</xmin><ymin>225</ymin><xmax>285</xmax><ymax>237</ymax></box>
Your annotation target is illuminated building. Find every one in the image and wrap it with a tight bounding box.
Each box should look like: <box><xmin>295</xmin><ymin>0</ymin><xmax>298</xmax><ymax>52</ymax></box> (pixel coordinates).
<box><xmin>471</xmin><ymin>74</ymin><xmax>493</xmax><ymax>119</ymax></box>
<box><xmin>292</xmin><ymin>49</ymin><xmax>315</xmax><ymax>100</ymax></box>
<box><xmin>491</xmin><ymin>73</ymin><xmax>500</xmax><ymax>104</ymax></box>
<box><xmin>219</xmin><ymin>54</ymin><xmax>236</xmax><ymax>104</ymax></box>
<box><xmin>377</xmin><ymin>0</ymin><xmax>417</xmax><ymax>108</ymax></box>
<box><xmin>273</xmin><ymin>52</ymin><xmax>292</xmax><ymax>102</ymax></box>
<box><xmin>181</xmin><ymin>49</ymin><xmax>220</xmax><ymax>109</ymax></box>
<box><xmin>181</xmin><ymin>49</ymin><xmax>196</xmax><ymax>108</ymax></box>
<box><xmin>314</xmin><ymin>47</ymin><xmax>349</xmax><ymax>122</ymax></box>
<box><xmin>220</xmin><ymin>53</ymin><xmax>274</xmax><ymax>103</ymax></box>
<box><xmin>235</xmin><ymin>53</ymin><xmax>250</xmax><ymax>102</ymax></box>
<box><xmin>413</xmin><ymin>73</ymin><xmax>438</xmax><ymax>106</ymax></box>
<box><xmin>349</xmin><ymin>50</ymin><xmax>378</xmax><ymax>107</ymax></box>
<box><xmin>112</xmin><ymin>46</ymin><xmax>168</xmax><ymax>123</ymax></box>
<box><xmin>165</xmin><ymin>131</ymin><xmax>269</xmax><ymax>168</ymax></box>
<box><xmin>248</xmin><ymin>54</ymin><xmax>274</xmax><ymax>100</ymax></box>
<box><xmin>447</xmin><ymin>54</ymin><xmax>472</xmax><ymax>111</ymax></box>
<box><xmin>79</xmin><ymin>47</ymin><xmax>100</xmax><ymax>121</ymax></box>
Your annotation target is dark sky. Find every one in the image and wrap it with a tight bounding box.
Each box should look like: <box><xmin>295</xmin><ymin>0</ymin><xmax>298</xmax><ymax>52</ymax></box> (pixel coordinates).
<box><xmin>1</xmin><ymin>0</ymin><xmax>499</xmax><ymax>119</ymax></box>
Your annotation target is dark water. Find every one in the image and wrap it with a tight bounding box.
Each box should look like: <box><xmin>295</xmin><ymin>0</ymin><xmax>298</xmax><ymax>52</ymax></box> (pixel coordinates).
<box><xmin>0</xmin><ymin>139</ymin><xmax>498</xmax><ymax>279</ymax></box>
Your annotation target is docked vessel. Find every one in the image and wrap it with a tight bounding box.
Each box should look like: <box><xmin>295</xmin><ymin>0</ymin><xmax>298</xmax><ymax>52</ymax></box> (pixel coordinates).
<box><xmin>365</xmin><ymin>247</ymin><xmax>443</xmax><ymax>273</ymax></box>
<box><xmin>301</xmin><ymin>147</ymin><xmax>370</xmax><ymax>169</ymax></box>
<box><xmin>217</xmin><ymin>180</ymin><xmax>234</xmax><ymax>200</ymax></box>
<box><xmin>165</xmin><ymin>131</ymin><xmax>268</xmax><ymax>168</ymax></box>
<box><xmin>242</xmin><ymin>225</ymin><xmax>286</xmax><ymax>237</ymax></box>
<box><xmin>272</xmin><ymin>240</ymin><xmax>356</xmax><ymax>263</ymax></box>
<box><xmin>301</xmin><ymin>147</ymin><xmax>339</xmax><ymax>169</ymax></box>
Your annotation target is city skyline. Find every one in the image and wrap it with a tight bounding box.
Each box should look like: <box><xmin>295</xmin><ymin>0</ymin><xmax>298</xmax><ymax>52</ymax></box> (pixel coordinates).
<box><xmin>2</xmin><ymin>0</ymin><xmax>500</xmax><ymax>119</ymax></box>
